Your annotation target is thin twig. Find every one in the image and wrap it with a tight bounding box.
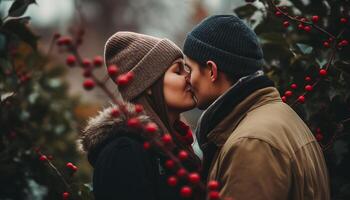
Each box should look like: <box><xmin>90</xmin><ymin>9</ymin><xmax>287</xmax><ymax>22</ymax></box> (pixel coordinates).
<box><xmin>266</xmin><ymin>0</ymin><xmax>336</xmax><ymax>39</ymax></box>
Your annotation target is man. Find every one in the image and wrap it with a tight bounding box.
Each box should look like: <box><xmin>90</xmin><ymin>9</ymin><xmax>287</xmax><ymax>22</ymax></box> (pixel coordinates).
<box><xmin>183</xmin><ymin>15</ymin><xmax>330</xmax><ymax>200</ymax></box>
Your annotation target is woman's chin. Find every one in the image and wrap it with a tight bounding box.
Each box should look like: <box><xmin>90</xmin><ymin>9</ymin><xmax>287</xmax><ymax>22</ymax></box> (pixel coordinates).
<box><xmin>184</xmin><ymin>97</ymin><xmax>197</xmax><ymax>110</ymax></box>
<box><xmin>177</xmin><ymin>98</ymin><xmax>196</xmax><ymax>112</ymax></box>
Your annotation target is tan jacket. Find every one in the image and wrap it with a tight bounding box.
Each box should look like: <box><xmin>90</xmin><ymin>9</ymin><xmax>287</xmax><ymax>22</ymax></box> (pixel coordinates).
<box><xmin>206</xmin><ymin>87</ymin><xmax>330</xmax><ymax>200</ymax></box>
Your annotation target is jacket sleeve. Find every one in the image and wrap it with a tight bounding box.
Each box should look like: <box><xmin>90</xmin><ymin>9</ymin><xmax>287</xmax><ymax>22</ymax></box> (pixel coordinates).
<box><xmin>216</xmin><ymin>138</ymin><xmax>291</xmax><ymax>200</ymax></box>
<box><xmin>93</xmin><ymin>136</ymin><xmax>156</xmax><ymax>200</ymax></box>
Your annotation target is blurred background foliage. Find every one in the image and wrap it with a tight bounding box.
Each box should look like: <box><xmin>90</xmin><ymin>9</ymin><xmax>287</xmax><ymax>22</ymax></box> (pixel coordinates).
<box><xmin>0</xmin><ymin>0</ymin><xmax>349</xmax><ymax>199</ymax></box>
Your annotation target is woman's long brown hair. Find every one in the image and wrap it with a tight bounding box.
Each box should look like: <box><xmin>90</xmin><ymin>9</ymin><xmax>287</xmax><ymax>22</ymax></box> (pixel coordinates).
<box><xmin>133</xmin><ymin>75</ymin><xmax>201</xmax><ymax>168</ymax></box>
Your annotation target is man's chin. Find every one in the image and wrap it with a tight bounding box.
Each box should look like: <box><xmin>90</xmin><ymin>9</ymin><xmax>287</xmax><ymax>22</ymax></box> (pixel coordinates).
<box><xmin>196</xmin><ymin>100</ymin><xmax>211</xmax><ymax>110</ymax></box>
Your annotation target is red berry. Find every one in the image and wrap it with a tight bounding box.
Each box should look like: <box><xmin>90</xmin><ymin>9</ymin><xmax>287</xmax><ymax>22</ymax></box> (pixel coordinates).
<box><xmin>180</xmin><ymin>186</ymin><xmax>192</xmax><ymax>198</ymax></box>
<box><xmin>143</xmin><ymin>141</ymin><xmax>151</xmax><ymax>150</ymax></box>
<box><xmin>291</xmin><ymin>84</ymin><xmax>297</xmax><ymax>89</ymax></box>
<box><xmin>178</xmin><ymin>150</ymin><xmax>189</xmax><ymax>161</ymax></box>
<box><xmin>127</xmin><ymin>118</ymin><xmax>140</xmax><ymax>128</ymax></box>
<box><xmin>323</xmin><ymin>41</ymin><xmax>330</xmax><ymax>48</ymax></box>
<box><xmin>340</xmin><ymin>17</ymin><xmax>348</xmax><ymax>24</ymax></box>
<box><xmin>208</xmin><ymin>180</ymin><xmax>219</xmax><ymax>190</ymax></box>
<box><xmin>107</xmin><ymin>65</ymin><xmax>119</xmax><ymax>76</ymax></box>
<box><xmin>184</xmin><ymin>130</ymin><xmax>194</xmax><ymax>144</ymax></box>
<box><xmin>297</xmin><ymin>23</ymin><xmax>304</xmax><ymax>30</ymax></box>
<box><xmin>66</xmin><ymin>55</ymin><xmax>76</xmax><ymax>67</ymax></box>
<box><xmin>110</xmin><ymin>108</ymin><xmax>120</xmax><ymax>117</ymax></box>
<box><xmin>53</xmin><ymin>33</ymin><xmax>61</xmax><ymax>39</ymax></box>
<box><xmin>305</xmin><ymin>85</ymin><xmax>313</xmax><ymax>91</ymax></box>
<box><xmin>115</xmin><ymin>75</ymin><xmax>129</xmax><ymax>86</ymax></box>
<box><xmin>71</xmin><ymin>165</ymin><xmax>78</xmax><ymax>172</ymax></box>
<box><xmin>57</xmin><ymin>36</ymin><xmax>72</xmax><ymax>46</ymax></box>
<box><xmin>83</xmin><ymin>79</ymin><xmax>95</xmax><ymax>90</ymax></box>
<box><xmin>39</xmin><ymin>155</ymin><xmax>47</xmax><ymax>161</ymax></box>
<box><xmin>284</xmin><ymin>90</ymin><xmax>293</xmax><ymax>97</ymax></box>
<box><xmin>316</xmin><ymin>133</ymin><xmax>323</xmax><ymax>141</ymax></box>
<box><xmin>297</xmin><ymin>95</ymin><xmax>305</xmax><ymax>103</ymax></box>
<box><xmin>93</xmin><ymin>56</ymin><xmax>103</xmax><ymax>67</ymax></box>
<box><xmin>339</xmin><ymin>40</ymin><xmax>349</xmax><ymax>47</ymax></box>
<box><xmin>275</xmin><ymin>11</ymin><xmax>282</xmax><ymax>17</ymax></box>
<box><xmin>167</xmin><ymin>176</ymin><xmax>178</xmax><ymax>187</ymax></box>
<box><xmin>283</xmin><ymin>21</ymin><xmax>290</xmax><ymax>28</ymax></box>
<box><xmin>66</xmin><ymin>162</ymin><xmax>74</xmax><ymax>169</ymax></box>
<box><xmin>319</xmin><ymin>69</ymin><xmax>327</xmax><ymax>76</ymax></box>
<box><xmin>304</xmin><ymin>26</ymin><xmax>311</xmax><ymax>32</ymax></box>
<box><xmin>20</xmin><ymin>74</ymin><xmax>30</xmax><ymax>83</ymax></box>
<box><xmin>34</xmin><ymin>147</ymin><xmax>41</xmax><ymax>153</ymax></box>
<box><xmin>145</xmin><ymin>122</ymin><xmax>158</xmax><ymax>133</ymax></box>
<box><xmin>62</xmin><ymin>192</ymin><xmax>69</xmax><ymax>200</ymax></box>
<box><xmin>82</xmin><ymin>58</ymin><xmax>91</xmax><ymax>68</ymax></box>
<box><xmin>165</xmin><ymin>159</ymin><xmax>175</xmax><ymax>169</ymax></box>
<box><xmin>135</xmin><ymin>104</ymin><xmax>143</xmax><ymax>113</ymax></box>
<box><xmin>188</xmin><ymin>173</ymin><xmax>200</xmax><ymax>184</ymax></box>
<box><xmin>209</xmin><ymin>191</ymin><xmax>220</xmax><ymax>200</ymax></box>
<box><xmin>301</xmin><ymin>17</ymin><xmax>308</xmax><ymax>22</ymax></box>
<box><xmin>177</xmin><ymin>168</ymin><xmax>187</xmax><ymax>178</ymax></box>
<box><xmin>281</xmin><ymin>96</ymin><xmax>287</xmax><ymax>103</ymax></box>
<box><xmin>312</xmin><ymin>15</ymin><xmax>319</xmax><ymax>23</ymax></box>
<box><xmin>305</xmin><ymin>76</ymin><xmax>312</xmax><ymax>82</ymax></box>
<box><xmin>126</xmin><ymin>71</ymin><xmax>134</xmax><ymax>81</ymax></box>
<box><xmin>162</xmin><ymin>134</ymin><xmax>172</xmax><ymax>144</ymax></box>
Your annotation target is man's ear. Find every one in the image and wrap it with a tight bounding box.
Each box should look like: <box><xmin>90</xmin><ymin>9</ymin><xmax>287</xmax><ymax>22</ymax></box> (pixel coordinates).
<box><xmin>206</xmin><ymin>60</ymin><xmax>218</xmax><ymax>82</ymax></box>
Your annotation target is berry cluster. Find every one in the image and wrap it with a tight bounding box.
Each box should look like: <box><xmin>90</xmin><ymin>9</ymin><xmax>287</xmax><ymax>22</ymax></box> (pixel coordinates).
<box><xmin>107</xmin><ymin>102</ymin><xmax>221</xmax><ymax>199</ymax></box>
<box><xmin>36</xmin><ymin>147</ymin><xmax>78</xmax><ymax>200</ymax></box>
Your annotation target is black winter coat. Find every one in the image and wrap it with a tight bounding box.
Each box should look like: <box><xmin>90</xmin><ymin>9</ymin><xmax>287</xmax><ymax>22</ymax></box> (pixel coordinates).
<box><xmin>78</xmin><ymin>103</ymin><xmax>198</xmax><ymax>200</ymax></box>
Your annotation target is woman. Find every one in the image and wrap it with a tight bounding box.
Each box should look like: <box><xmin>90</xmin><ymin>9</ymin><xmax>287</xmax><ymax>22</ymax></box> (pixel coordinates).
<box><xmin>78</xmin><ymin>32</ymin><xmax>201</xmax><ymax>200</ymax></box>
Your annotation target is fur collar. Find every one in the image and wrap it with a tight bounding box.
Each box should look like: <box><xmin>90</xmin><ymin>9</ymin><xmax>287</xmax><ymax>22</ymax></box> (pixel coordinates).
<box><xmin>77</xmin><ymin>101</ymin><xmax>158</xmax><ymax>154</ymax></box>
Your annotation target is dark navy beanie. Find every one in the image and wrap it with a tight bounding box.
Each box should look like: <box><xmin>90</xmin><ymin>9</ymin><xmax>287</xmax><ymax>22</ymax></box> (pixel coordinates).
<box><xmin>183</xmin><ymin>15</ymin><xmax>264</xmax><ymax>79</ymax></box>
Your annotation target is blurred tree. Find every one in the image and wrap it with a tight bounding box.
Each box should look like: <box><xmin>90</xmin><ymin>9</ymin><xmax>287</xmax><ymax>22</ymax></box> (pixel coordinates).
<box><xmin>236</xmin><ymin>0</ymin><xmax>350</xmax><ymax>199</ymax></box>
<box><xmin>0</xmin><ymin>1</ymin><xmax>93</xmax><ymax>199</ymax></box>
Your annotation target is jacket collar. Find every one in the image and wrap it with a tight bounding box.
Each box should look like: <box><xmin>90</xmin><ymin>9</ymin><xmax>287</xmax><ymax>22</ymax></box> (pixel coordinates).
<box><xmin>207</xmin><ymin>87</ymin><xmax>282</xmax><ymax>147</ymax></box>
<box><xmin>196</xmin><ymin>71</ymin><xmax>276</xmax><ymax>150</ymax></box>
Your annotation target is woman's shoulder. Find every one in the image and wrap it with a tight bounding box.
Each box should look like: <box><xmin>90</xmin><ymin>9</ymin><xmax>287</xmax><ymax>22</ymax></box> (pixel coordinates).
<box><xmin>77</xmin><ymin>103</ymin><xmax>161</xmax><ymax>166</ymax></box>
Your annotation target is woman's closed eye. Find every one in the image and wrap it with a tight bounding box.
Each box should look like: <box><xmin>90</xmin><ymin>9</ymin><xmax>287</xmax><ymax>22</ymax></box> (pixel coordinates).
<box><xmin>175</xmin><ymin>64</ymin><xmax>188</xmax><ymax>75</ymax></box>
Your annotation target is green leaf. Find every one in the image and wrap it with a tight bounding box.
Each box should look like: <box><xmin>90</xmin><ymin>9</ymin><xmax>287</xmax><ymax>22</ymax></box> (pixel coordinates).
<box><xmin>333</xmin><ymin>140</ymin><xmax>348</xmax><ymax>165</ymax></box>
<box><xmin>28</xmin><ymin>92</ymin><xmax>39</xmax><ymax>104</ymax></box>
<box><xmin>259</xmin><ymin>32</ymin><xmax>288</xmax><ymax>46</ymax></box>
<box><xmin>234</xmin><ymin>4</ymin><xmax>257</xmax><ymax>19</ymax></box>
<box><xmin>0</xmin><ymin>33</ymin><xmax>6</xmax><ymax>51</ymax></box>
<box><xmin>296</xmin><ymin>43</ymin><xmax>313</xmax><ymax>55</ymax></box>
<box><xmin>1</xmin><ymin>92</ymin><xmax>15</xmax><ymax>102</ymax></box>
<box><xmin>3</xmin><ymin>16</ymin><xmax>39</xmax><ymax>49</ymax></box>
<box><xmin>80</xmin><ymin>183</ymin><xmax>94</xmax><ymax>200</ymax></box>
<box><xmin>335</xmin><ymin>60</ymin><xmax>350</xmax><ymax>75</ymax></box>
<box><xmin>8</xmin><ymin>0</ymin><xmax>37</xmax><ymax>17</ymax></box>
<box><xmin>48</xmin><ymin>79</ymin><xmax>62</xmax><ymax>88</ymax></box>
